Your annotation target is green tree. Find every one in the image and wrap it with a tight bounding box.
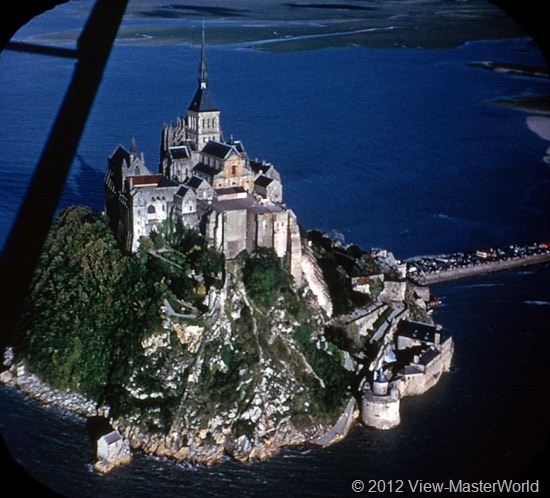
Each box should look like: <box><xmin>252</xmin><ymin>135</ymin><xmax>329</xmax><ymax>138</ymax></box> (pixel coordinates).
<box><xmin>242</xmin><ymin>248</ymin><xmax>291</xmax><ymax>309</ymax></box>
<box><xmin>15</xmin><ymin>207</ymin><xmax>160</xmax><ymax>410</ymax></box>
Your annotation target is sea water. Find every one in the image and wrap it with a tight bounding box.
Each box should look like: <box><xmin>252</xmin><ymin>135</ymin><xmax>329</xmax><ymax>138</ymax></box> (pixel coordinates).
<box><xmin>0</xmin><ymin>18</ymin><xmax>549</xmax><ymax>498</ymax></box>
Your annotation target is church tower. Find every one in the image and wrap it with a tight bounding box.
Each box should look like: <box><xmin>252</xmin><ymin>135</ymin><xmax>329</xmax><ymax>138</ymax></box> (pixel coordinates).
<box><xmin>186</xmin><ymin>29</ymin><xmax>222</xmax><ymax>150</ymax></box>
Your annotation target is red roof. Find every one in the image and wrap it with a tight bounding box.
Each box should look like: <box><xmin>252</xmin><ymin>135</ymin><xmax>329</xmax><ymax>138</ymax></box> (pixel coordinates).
<box><xmin>126</xmin><ymin>174</ymin><xmax>163</xmax><ymax>188</ymax></box>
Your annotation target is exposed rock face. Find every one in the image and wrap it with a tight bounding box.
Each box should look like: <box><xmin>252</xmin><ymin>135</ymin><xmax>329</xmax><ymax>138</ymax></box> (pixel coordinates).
<box><xmin>301</xmin><ymin>242</ymin><xmax>333</xmax><ymax>317</ymax></box>
<box><xmin>174</xmin><ymin>323</ymin><xmax>204</xmax><ymax>353</ymax></box>
<box><xmin>108</xmin><ymin>258</ymin><xmax>352</xmax><ymax>465</ymax></box>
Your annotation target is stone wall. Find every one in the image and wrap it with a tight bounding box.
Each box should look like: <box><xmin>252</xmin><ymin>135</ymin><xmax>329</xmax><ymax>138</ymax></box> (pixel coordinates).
<box><xmin>273</xmin><ymin>210</ymin><xmax>289</xmax><ymax>258</ymax></box>
<box><xmin>287</xmin><ymin>210</ymin><xmax>303</xmax><ymax>286</ymax></box>
<box><xmin>223</xmin><ymin>209</ymin><xmax>249</xmax><ymax>258</ymax></box>
<box><xmin>393</xmin><ymin>337</ymin><xmax>454</xmax><ymax>397</ymax></box>
<box><xmin>379</xmin><ymin>281</ymin><xmax>407</xmax><ymax>304</ymax></box>
<box><xmin>361</xmin><ymin>335</ymin><xmax>453</xmax><ymax>430</ymax></box>
<box><xmin>205</xmin><ymin>209</ymin><xmax>225</xmax><ymax>253</ymax></box>
<box><xmin>413</xmin><ymin>252</ymin><xmax>550</xmax><ymax>285</ymax></box>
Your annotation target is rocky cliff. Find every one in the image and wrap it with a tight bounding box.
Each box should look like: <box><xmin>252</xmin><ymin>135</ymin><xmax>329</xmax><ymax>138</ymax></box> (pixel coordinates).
<box><xmin>114</xmin><ymin>257</ymin><xmax>353</xmax><ymax>465</ymax></box>
<box><xmin>2</xmin><ymin>208</ymin><xmax>449</xmax><ymax>467</ymax></box>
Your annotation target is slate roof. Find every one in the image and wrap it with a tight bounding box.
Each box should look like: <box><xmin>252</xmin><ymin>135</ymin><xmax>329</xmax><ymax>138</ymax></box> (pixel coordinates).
<box><xmin>108</xmin><ymin>145</ymin><xmax>130</xmax><ymax>168</ymax></box>
<box><xmin>397</xmin><ymin>320</ymin><xmax>438</xmax><ymax>342</ymax></box>
<box><xmin>233</xmin><ymin>141</ymin><xmax>246</xmax><ymax>154</ymax></box>
<box><xmin>157</xmin><ymin>177</ymin><xmax>179</xmax><ymax>188</ymax></box>
<box><xmin>215</xmin><ymin>186</ymin><xmax>246</xmax><ymax>197</ymax></box>
<box><xmin>176</xmin><ymin>185</ymin><xmax>195</xmax><ymax>198</ymax></box>
<box><xmin>100</xmin><ymin>431</ymin><xmax>122</xmax><ymax>445</ymax></box>
<box><xmin>186</xmin><ymin>175</ymin><xmax>210</xmax><ymax>189</ymax></box>
<box><xmin>250</xmin><ymin>160</ymin><xmax>280</xmax><ymax>181</ymax></box>
<box><xmin>169</xmin><ymin>145</ymin><xmax>190</xmax><ymax>160</ymax></box>
<box><xmin>188</xmin><ymin>87</ymin><xmax>218</xmax><ymax>112</ymax></box>
<box><xmin>201</xmin><ymin>141</ymin><xmax>237</xmax><ymax>160</ymax></box>
<box><xmin>254</xmin><ymin>175</ymin><xmax>274</xmax><ymax>188</ymax></box>
<box><xmin>250</xmin><ymin>160</ymin><xmax>271</xmax><ymax>175</ymax></box>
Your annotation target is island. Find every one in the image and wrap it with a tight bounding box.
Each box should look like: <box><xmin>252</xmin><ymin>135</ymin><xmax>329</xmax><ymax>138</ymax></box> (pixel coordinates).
<box><xmin>4</xmin><ymin>32</ymin><xmax>545</xmax><ymax>471</ymax></box>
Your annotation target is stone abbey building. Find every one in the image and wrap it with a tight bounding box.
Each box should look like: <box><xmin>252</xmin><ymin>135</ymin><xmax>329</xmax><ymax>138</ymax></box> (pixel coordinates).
<box><xmin>104</xmin><ymin>35</ymin><xmax>302</xmax><ymax>283</ymax></box>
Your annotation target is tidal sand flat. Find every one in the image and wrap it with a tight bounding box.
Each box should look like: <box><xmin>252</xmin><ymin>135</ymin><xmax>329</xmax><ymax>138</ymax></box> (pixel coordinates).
<box><xmin>23</xmin><ymin>0</ymin><xmax>526</xmax><ymax>51</ymax></box>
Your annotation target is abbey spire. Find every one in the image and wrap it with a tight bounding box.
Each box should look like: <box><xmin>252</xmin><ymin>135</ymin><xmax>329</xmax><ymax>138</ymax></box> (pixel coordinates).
<box><xmin>186</xmin><ymin>27</ymin><xmax>222</xmax><ymax>149</ymax></box>
<box><xmin>198</xmin><ymin>27</ymin><xmax>208</xmax><ymax>90</ymax></box>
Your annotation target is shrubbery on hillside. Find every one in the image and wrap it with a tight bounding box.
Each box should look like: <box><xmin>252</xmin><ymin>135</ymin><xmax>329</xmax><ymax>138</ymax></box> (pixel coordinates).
<box><xmin>16</xmin><ymin>207</ymin><xmax>158</xmax><ymax>409</ymax></box>
<box><xmin>15</xmin><ymin>207</ymin><xmax>221</xmax><ymax>415</ymax></box>
<box><xmin>242</xmin><ymin>247</ymin><xmax>292</xmax><ymax>309</ymax></box>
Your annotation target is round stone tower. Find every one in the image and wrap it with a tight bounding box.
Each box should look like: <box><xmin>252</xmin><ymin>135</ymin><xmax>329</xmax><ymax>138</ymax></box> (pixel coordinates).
<box><xmin>361</xmin><ymin>369</ymin><xmax>401</xmax><ymax>430</ymax></box>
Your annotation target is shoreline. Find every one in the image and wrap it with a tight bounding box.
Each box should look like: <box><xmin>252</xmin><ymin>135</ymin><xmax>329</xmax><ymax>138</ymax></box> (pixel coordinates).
<box><xmin>495</xmin><ymin>98</ymin><xmax>550</xmax><ymax>115</ymax></box>
<box><xmin>0</xmin><ymin>365</ymin><xmax>107</xmax><ymax>419</ymax></box>
<box><xmin>12</xmin><ymin>0</ymin><xmax>527</xmax><ymax>52</ymax></box>
<box><xmin>0</xmin><ymin>362</ymin><xmax>358</xmax><ymax>468</ymax></box>
<box><xmin>408</xmin><ymin>252</ymin><xmax>550</xmax><ymax>286</ymax></box>
<box><xmin>20</xmin><ymin>30</ymin><xmax>530</xmax><ymax>53</ymax></box>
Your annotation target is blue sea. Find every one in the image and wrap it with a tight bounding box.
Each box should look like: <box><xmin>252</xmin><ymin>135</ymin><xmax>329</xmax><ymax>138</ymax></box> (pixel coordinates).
<box><xmin>0</xmin><ymin>6</ymin><xmax>549</xmax><ymax>497</ymax></box>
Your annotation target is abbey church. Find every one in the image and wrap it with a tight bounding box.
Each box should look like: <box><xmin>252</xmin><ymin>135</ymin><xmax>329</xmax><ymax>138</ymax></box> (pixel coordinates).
<box><xmin>104</xmin><ymin>34</ymin><xmax>303</xmax><ymax>283</ymax></box>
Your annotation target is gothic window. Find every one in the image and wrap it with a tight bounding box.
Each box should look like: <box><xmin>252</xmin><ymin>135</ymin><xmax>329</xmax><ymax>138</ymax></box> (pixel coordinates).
<box><xmin>147</xmin><ymin>205</ymin><xmax>156</xmax><ymax>214</ymax></box>
<box><xmin>231</xmin><ymin>165</ymin><xmax>236</xmax><ymax>176</ymax></box>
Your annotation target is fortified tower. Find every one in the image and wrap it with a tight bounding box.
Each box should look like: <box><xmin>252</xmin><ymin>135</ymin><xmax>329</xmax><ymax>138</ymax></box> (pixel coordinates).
<box><xmin>361</xmin><ymin>369</ymin><xmax>401</xmax><ymax>430</ymax></box>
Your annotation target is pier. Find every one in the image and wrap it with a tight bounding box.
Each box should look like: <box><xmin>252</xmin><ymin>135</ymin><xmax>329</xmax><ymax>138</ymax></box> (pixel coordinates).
<box><xmin>406</xmin><ymin>242</ymin><xmax>550</xmax><ymax>285</ymax></box>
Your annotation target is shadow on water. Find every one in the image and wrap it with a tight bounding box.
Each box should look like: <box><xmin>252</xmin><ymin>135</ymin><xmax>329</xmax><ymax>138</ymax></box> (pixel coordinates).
<box><xmin>58</xmin><ymin>155</ymin><xmax>105</xmax><ymax>215</ymax></box>
<box><xmin>74</xmin><ymin>155</ymin><xmax>106</xmax><ymax>210</ymax></box>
